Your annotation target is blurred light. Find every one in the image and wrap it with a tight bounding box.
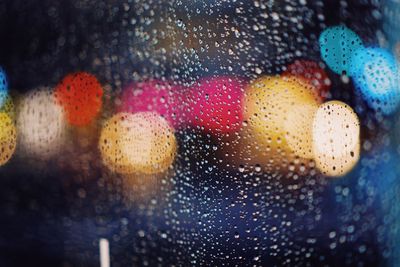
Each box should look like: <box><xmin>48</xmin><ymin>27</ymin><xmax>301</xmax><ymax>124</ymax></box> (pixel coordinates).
<box><xmin>244</xmin><ymin>75</ymin><xmax>319</xmax><ymax>158</ymax></box>
<box><xmin>0</xmin><ymin>112</ymin><xmax>16</xmax><ymax>166</ymax></box>
<box><xmin>0</xmin><ymin>95</ymin><xmax>15</xmax><ymax>121</ymax></box>
<box><xmin>0</xmin><ymin>66</ymin><xmax>8</xmax><ymax>108</ymax></box>
<box><xmin>55</xmin><ymin>72</ymin><xmax>103</xmax><ymax>126</ymax></box>
<box><xmin>99</xmin><ymin>112</ymin><xmax>177</xmax><ymax>175</ymax></box>
<box><xmin>350</xmin><ymin>47</ymin><xmax>400</xmax><ymax>115</ymax></box>
<box><xmin>189</xmin><ymin>76</ymin><xmax>245</xmax><ymax>134</ymax></box>
<box><xmin>118</xmin><ymin>79</ymin><xmax>186</xmax><ymax>128</ymax></box>
<box><xmin>319</xmin><ymin>25</ymin><xmax>363</xmax><ymax>75</ymax></box>
<box><xmin>283</xmin><ymin>59</ymin><xmax>331</xmax><ymax>102</ymax></box>
<box><xmin>312</xmin><ymin>100</ymin><xmax>360</xmax><ymax>177</ymax></box>
<box><xmin>284</xmin><ymin>103</ymin><xmax>319</xmax><ymax>159</ymax></box>
<box><xmin>99</xmin><ymin>238</ymin><xmax>110</xmax><ymax>267</ymax></box>
<box><xmin>17</xmin><ymin>88</ymin><xmax>66</xmax><ymax>159</ymax></box>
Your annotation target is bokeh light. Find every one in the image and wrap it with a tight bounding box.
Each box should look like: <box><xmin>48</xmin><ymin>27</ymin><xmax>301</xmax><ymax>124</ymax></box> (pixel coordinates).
<box><xmin>118</xmin><ymin>79</ymin><xmax>186</xmax><ymax>128</ymax></box>
<box><xmin>55</xmin><ymin>72</ymin><xmax>103</xmax><ymax>126</ymax></box>
<box><xmin>0</xmin><ymin>66</ymin><xmax>9</xmax><ymax>108</ymax></box>
<box><xmin>17</xmin><ymin>88</ymin><xmax>66</xmax><ymax>159</ymax></box>
<box><xmin>283</xmin><ymin>59</ymin><xmax>331</xmax><ymax>102</ymax></box>
<box><xmin>284</xmin><ymin>103</ymin><xmax>319</xmax><ymax>159</ymax></box>
<box><xmin>99</xmin><ymin>112</ymin><xmax>177</xmax><ymax>175</ymax></box>
<box><xmin>188</xmin><ymin>76</ymin><xmax>245</xmax><ymax>134</ymax></box>
<box><xmin>319</xmin><ymin>25</ymin><xmax>363</xmax><ymax>75</ymax></box>
<box><xmin>350</xmin><ymin>47</ymin><xmax>400</xmax><ymax>115</ymax></box>
<box><xmin>312</xmin><ymin>100</ymin><xmax>360</xmax><ymax>177</ymax></box>
<box><xmin>244</xmin><ymin>75</ymin><xmax>319</xmax><ymax>159</ymax></box>
<box><xmin>0</xmin><ymin>112</ymin><xmax>16</xmax><ymax>166</ymax></box>
<box><xmin>0</xmin><ymin>1</ymin><xmax>397</xmax><ymax>265</ymax></box>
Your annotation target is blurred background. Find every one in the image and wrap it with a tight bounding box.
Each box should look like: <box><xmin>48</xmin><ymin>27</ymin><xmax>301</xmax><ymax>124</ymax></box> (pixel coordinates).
<box><xmin>0</xmin><ymin>0</ymin><xmax>399</xmax><ymax>266</ymax></box>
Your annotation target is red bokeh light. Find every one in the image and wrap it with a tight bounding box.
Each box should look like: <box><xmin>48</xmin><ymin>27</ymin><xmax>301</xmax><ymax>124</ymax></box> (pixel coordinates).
<box><xmin>55</xmin><ymin>72</ymin><xmax>103</xmax><ymax>126</ymax></box>
<box><xmin>188</xmin><ymin>76</ymin><xmax>246</xmax><ymax>134</ymax></box>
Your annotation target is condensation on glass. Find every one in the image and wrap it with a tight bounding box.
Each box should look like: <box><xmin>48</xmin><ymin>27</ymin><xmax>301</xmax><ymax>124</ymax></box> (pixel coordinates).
<box><xmin>0</xmin><ymin>0</ymin><xmax>399</xmax><ymax>266</ymax></box>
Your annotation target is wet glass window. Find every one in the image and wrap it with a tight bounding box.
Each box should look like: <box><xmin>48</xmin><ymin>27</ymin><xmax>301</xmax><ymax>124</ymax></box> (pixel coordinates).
<box><xmin>0</xmin><ymin>0</ymin><xmax>400</xmax><ymax>266</ymax></box>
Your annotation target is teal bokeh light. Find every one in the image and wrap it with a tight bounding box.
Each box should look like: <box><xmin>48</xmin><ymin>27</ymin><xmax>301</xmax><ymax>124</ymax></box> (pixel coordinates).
<box><xmin>319</xmin><ymin>25</ymin><xmax>363</xmax><ymax>75</ymax></box>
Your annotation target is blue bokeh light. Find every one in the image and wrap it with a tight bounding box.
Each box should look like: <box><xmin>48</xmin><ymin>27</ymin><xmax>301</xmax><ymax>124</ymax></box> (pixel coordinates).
<box><xmin>350</xmin><ymin>47</ymin><xmax>400</xmax><ymax>115</ymax></box>
<box><xmin>0</xmin><ymin>67</ymin><xmax>8</xmax><ymax>108</ymax></box>
<box><xmin>319</xmin><ymin>25</ymin><xmax>363</xmax><ymax>75</ymax></box>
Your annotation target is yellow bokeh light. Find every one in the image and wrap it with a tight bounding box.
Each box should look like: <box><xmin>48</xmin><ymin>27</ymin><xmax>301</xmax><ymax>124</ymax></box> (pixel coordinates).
<box><xmin>284</xmin><ymin>103</ymin><xmax>319</xmax><ymax>159</ymax></box>
<box><xmin>0</xmin><ymin>112</ymin><xmax>17</xmax><ymax>166</ymax></box>
<box><xmin>99</xmin><ymin>112</ymin><xmax>177</xmax><ymax>175</ymax></box>
<box><xmin>17</xmin><ymin>88</ymin><xmax>66</xmax><ymax>159</ymax></box>
<box><xmin>244</xmin><ymin>75</ymin><xmax>319</xmax><ymax>160</ymax></box>
<box><xmin>312</xmin><ymin>100</ymin><xmax>360</xmax><ymax>177</ymax></box>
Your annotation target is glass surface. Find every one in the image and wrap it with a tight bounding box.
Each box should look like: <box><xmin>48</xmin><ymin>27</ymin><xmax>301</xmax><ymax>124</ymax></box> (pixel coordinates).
<box><xmin>0</xmin><ymin>0</ymin><xmax>400</xmax><ymax>266</ymax></box>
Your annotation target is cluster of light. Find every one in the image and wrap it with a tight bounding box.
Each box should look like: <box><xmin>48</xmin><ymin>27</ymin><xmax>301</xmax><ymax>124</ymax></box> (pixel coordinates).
<box><xmin>320</xmin><ymin>25</ymin><xmax>400</xmax><ymax>115</ymax></box>
<box><xmin>99</xmin><ymin>112</ymin><xmax>177</xmax><ymax>175</ymax></box>
<box><xmin>312</xmin><ymin>101</ymin><xmax>360</xmax><ymax>176</ymax></box>
<box><xmin>17</xmin><ymin>88</ymin><xmax>66</xmax><ymax>159</ymax></box>
<box><xmin>0</xmin><ymin>59</ymin><xmax>366</xmax><ymax>179</ymax></box>
<box><xmin>118</xmin><ymin>76</ymin><xmax>246</xmax><ymax>135</ymax></box>
<box><xmin>0</xmin><ymin>67</ymin><xmax>16</xmax><ymax>166</ymax></box>
<box><xmin>0</xmin><ymin>112</ymin><xmax>16</xmax><ymax>166</ymax></box>
<box><xmin>319</xmin><ymin>25</ymin><xmax>363</xmax><ymax>75</ymax></box>
<box><xmin>55</xmin><ymin>72</ymin><xmax>103</xmax><ymax>126</ymax></box>
<box><xmin>239</xmin><ymin>72</ymin><xmax>361</xmax><ymax>177</ymax></box>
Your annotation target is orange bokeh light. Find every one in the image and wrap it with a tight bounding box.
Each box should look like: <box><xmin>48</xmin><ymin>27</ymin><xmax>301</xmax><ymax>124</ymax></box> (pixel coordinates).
<box><xmin>55</xmin><ymin>72</ymin><xmax>103</xmax><ymax>126</ymax></box>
